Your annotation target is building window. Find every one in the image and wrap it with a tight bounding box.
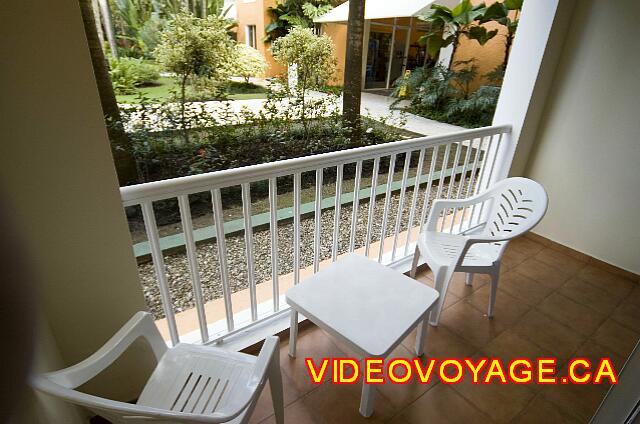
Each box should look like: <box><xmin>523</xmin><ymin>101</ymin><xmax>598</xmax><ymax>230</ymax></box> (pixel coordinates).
<box><xmin>245</xmin><ymin>25</ymin><xmax>257</xmax><ymax>48</ymax></box>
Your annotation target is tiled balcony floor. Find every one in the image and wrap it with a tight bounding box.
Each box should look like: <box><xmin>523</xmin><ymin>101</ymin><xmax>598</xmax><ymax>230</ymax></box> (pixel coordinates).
<box><xmin>247</xmin><ymin>237</ymin><xmax>640</xmax><ymax>424</ymax></box>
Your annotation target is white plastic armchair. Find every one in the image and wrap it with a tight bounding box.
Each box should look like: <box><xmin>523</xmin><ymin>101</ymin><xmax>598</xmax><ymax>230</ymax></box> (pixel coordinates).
<box><xmin>410</xmin><ymin>177</ymin><xmax>548</xmax><ymax>326</ymax></box>
<box><xmin>31</xmin><ymin>312</ymin><xmax>284</xmax><ymax>424</ymax></box>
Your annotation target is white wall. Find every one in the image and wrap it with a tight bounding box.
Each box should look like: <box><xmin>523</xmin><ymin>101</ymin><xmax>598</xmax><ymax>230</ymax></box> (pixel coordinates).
<box><xmin>523</xmin><ymin>0</ymin><xmax>640</xmax><ymax>274</ymax></box>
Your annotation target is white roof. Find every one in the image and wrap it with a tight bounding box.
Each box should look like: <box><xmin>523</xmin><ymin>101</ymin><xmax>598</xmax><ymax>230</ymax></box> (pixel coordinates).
<box><xmin>314</xmin><ymin>0</ymin><xmax>459</xmax><ymax>23</ymax></box>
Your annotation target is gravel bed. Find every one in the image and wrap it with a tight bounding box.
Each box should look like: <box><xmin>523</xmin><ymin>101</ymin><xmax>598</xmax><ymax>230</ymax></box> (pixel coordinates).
<box><xmin>139</xmin><ymin>181</ymin><xmax>461</xmax><ymax>319</ymax></box>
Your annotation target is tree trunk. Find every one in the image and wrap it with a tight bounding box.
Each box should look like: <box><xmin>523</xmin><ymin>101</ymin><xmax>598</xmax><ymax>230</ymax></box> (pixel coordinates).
<box><xmin>201</xmin><ymin>0</ymin><xmax>207</xmax><ymax>17</ymax></box>
<box><xmin>79</xmin><ymin>0</ymin><xmax>139</xmax><ymax>185</ymax></box>
<box><xmin>180</xmin><ymin>74</ymin><xmax>190</xmax><ymax>143</ymax></box>
<box><xmin>342</xmin><ymin>0</ymin><xmax>366</xmax><ymax>144</ymax></box>
<box><xmin>97</xmin><ymin>0</ymin><xmax>118</xmax><ymax>57</ymax></box>
<box><xmin>90</xmin><ymin>0</ymin><xmax>105</xmax><ymax>48</ymax></box>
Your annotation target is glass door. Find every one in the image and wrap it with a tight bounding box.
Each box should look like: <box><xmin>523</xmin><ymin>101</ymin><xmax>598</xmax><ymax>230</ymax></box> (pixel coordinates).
<box><xmin>364</xmin><ymin>30</ymin><xmax>392</xmax><ymax>89</ymax></box>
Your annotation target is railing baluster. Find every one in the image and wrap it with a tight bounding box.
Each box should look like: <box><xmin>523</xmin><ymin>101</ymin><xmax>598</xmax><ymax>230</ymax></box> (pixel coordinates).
<box><xmin>313</xmin><ymin>168</ymin><xmax>323</xmax><ymax>273</ymax></box>
<box><xmin>241</xmin><ymin>183</ymin><xmax>257</xmax><ymax>321</ymax></box>
<box><xmin>268</xmin><ymin>178</ymin><xmax>279</xmax><ymax>312</ymax></box>
<box><xmin>332</xmin><ymin>165</ymin><xmax>343</xmax><ymax>262</ymax></box>
<box><xmin>441</xmin><ymin>141</ymin><xmax>462</xmax><ymax>232</ymax></box>
<box><xmin>349</xmin><ymin>160</ymin><xmax>363</xmax><ymax>252</ymax></box>
<box><xmin>477</xmin><ymin>133</ymin><xmax>503</xmax><ymax>223</ymax></box>
<box><xmin>293</xmin><ymin>172</ymin><xmax>301</xmax><ymax>285</ymax></box>
<box><xmin>458</xmin><ymin>136</ymin><xmax>484</xmax><ymax>233</ymax></box>
<box><xmin>141</xmin><ymin>201</ymin><xmax>179</xmax><ymax>346</ymax></box>
<box><xmin>364</xmin><ymin>157</ymin><xmax>380</xmax><ymax>258</ymax></box>
<box><xmin>434</xmin><ymin>143</ymin><xmax>451</xmax><ymax>229</ymax></box>
<box><xmin>378</xmin><ymin>154</ymin><xmax>397</xmax><ymax>263</ymax></box>
<box><xmin>449</xmin><ymin>138</ymin><xmax>474</xmax><ymax>234</ymax></box>
<box><xmin>418</xmin><ymin>145</ymin><xmax>439</xmax><ymax>235</ymax></box>
<box><xmin>391</xmin><ymin>151</ymin><xmax>412</xmax><ymax>260</ymax></box>
<box><xmin>404</xmin><ymin>148</ymin><xmax>426</xmax><ymax>256</ymax></box>
<box><xmin>211</xmin><ymin>188</ymin><xmax>234</xmax><ymax>332</ymax></box>
<box><xmin>470</xmin><ymin>136</ymin><xmax>495</xmax><ymax>227</ymax></box>
<box><xmin>177</xmin><ymin>195</ymin><xmax>208</xmax><ymax>343</ymax></box>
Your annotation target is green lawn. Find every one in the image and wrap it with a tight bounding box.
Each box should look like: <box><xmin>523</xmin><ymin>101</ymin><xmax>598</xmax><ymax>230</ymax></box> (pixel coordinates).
<box><xmin>116</xmin><ymin>77</ymin><xmax>269</xmax><ymax>104</ymax></box>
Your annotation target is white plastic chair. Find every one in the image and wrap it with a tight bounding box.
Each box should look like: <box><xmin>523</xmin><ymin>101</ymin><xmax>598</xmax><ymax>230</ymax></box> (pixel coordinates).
<box><xmin>31</xmin><ymin>312</ymin><xmax>284</xmax><ymax>424</ymax></box>
<box><xmin>410</xmin><ymin>177</ymin><xmax>548</xmax><ymax>326</ymax></box>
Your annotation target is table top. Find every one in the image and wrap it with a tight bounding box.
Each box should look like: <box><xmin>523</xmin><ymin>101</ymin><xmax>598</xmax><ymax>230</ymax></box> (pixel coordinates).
<box><xmin>286</xmin><ymin>254</ymin><xmax>439</xmax><ymax>357</ymax></box>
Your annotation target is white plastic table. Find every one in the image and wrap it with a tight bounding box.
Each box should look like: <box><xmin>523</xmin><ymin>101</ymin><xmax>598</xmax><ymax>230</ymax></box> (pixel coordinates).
<box><xmin>285</xmin><ymin>253</ymin><xmax>439</xmax><ymax>417</ymax></box>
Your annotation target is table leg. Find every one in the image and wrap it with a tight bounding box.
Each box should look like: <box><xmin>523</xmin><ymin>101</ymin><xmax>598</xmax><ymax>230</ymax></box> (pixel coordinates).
<box><xmin>289</xmin><ymin>309</ymin><xmax>298</xmax><ymax>358</ymax></box>
<box><xmin>415</xmin><ymin>319</ymin><xmax>429</xmax><ymax>357</ymax></box>
<box><xmin>359</xmin><ymin>381</ymin><xmax>376</xmax><ymax>417</ymax></box>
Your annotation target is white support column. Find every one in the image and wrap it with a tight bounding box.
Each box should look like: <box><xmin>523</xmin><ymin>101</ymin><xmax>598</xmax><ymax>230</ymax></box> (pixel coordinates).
<box><xmin>435</xmin><ymin>24</ymin><xmax>454</xmax><ymax>69</ymax></box>
<box><xmin>490</xmin><ymin>0</ymin><xmax>575</xmax><ymax>183</ymax></box>
<box><xmin>402</xmin><ymin>18</ymin><xmax>413</xmax><ymax>74</ymax></box>
<box><xmin>361</xmin><ymin>20</ymin><xmax>371</xmax><ymax>90</ymax></box>
<box><xmin>385</xmin><ymin>18</ymin><xmax>397</xmax><ymax>89</ymax></box>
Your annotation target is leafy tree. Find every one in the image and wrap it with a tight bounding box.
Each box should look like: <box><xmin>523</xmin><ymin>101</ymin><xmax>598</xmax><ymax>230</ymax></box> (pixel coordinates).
<box><xmin>233</xmin><ymin>44</ymin><xmax>267</xmax><ymax>83</ymax></box>
<box><xmin>418</xmin><ymin>0</ymin><xmax>497</xmax><ymax>61</ymax></box>
<box><xmin>155</xmin><ymin>12</ymin><xmax>235</xmax><ymax>141</ymax></box>
<box><xmin>264</xmin><ymin>0</ymin><xmax>334</xmax><ymax>43</ymax></box>
<box><xmin>271</xmin><ymin>27</ymin><xmax>336</xmax><ymax>134</ymax></box>
<box><xmin>479</xmin><ymin>0</ymin><xmax>523</xmax><ymax>72</ymax></box>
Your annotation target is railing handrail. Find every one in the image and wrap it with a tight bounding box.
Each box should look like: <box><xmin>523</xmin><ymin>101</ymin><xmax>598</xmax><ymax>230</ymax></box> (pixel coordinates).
<box><xmin>121</xmin><ymin>124</ymin><xmax>511</xmax><ymax>207</ymax></box>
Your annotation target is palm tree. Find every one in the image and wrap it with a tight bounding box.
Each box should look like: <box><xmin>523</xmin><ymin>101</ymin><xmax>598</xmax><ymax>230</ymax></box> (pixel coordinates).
<box><xmin>97</xmin><ymin>0</ymin><xmax>119</xmax><ymax>57</ymax></box>
<box><xmin>79</xmin><ymin>0</ymin><xmax>138</xmax><ymax>185</ymax></box>
<box><xmin>342</xmin><ymin>0</ymin><xmax>366</xmax><ymax>143</ymax></box>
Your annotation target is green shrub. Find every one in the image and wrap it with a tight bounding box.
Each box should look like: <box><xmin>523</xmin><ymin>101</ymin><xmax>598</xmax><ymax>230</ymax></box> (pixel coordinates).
<box><xmin>109</xmin><ymin>57</ymin><xmax>160</xmax><ymax>94</ymax></box>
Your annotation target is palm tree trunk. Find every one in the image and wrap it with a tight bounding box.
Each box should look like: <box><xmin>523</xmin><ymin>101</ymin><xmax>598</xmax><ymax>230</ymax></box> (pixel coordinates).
<box><xmin>97</xmin><ymin>0</ymin><xmax>118</xmax><ymax>57</ymax></box>
<box><xmin>342</xmin><ymin>0</ymin><xmax>366</xmax><ymax>144</ymax></box>
<box><xmin>79</xmin><ymin>0</ymin><xmax>138</xmax><ymax>185</ymax></box>
<box><xmin>91</xmin><ymin>0</ymin><xmax>105</xmax><ymax>48</ymax></box>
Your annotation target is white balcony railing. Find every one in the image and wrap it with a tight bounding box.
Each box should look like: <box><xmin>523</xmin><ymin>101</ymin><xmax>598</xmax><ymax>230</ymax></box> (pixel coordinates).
<box><xmin>121</xmin><ymin>124</ymin><xmax>512</xmax><ymax>347</ymax></box>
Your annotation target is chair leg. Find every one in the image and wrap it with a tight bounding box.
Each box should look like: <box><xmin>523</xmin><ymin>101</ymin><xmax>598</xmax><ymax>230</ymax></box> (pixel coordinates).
<box><xmin>465</xmin><ymin>272</ymin><xmax>474</xmax><ymax>286</ymax></box>
<box><xmin>415</xmin><ymin>319</ymin><xmax>429</xmax><ymax>356</ymax></box>
<box><xmin>487</xmin><ymin>269</ymin><xmax>500</xmax><ymax>318</ymax></box>
<box><xmin>428</xmin><ymin>268</ymin><xmax>449</xmax><ymax>327</ymax></box>
<box><xmin>269</xmin><ymin>352</ymin><xmax>285</xmax><ymax>424</ymax></box>
<box><xmin>288</xmin><ymin>310</ymin><xmax>298</xmax><ymax>358</ymax></box>
<box><xmin>359</xmin><ymin>381</ymin><xmax>376</xmax><ymax>417</ymax></box>
<box><xmin>410</xmin><ymin>246</ymin><xmax>420</xmax><ymax>278</ymax></box>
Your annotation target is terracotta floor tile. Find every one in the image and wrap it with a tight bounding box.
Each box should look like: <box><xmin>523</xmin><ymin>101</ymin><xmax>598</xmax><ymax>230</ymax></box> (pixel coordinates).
<box><xmin>419</xmin><ymin>271</ymin><xmax>490</xmax><ymax>300</ymax></box>
<box><xmin>537</xmin><ymin>293</ymin><xmax>606</xmax><ymax>337</ymax></box>
<box><xmin>534</xmin><ymin>248</ymin><xmax>587</xmax><ymax>275</ymax></box>
<box><xmin>466</xmin><ymin>284</ymin><xmax>531</xmax><ymax>327</ymax></box>
<box><xmin>280</xmin><ymin>325</ymin><xmax>347</xmax><ymax>395</ymax></box>
<box><xmin>410</xmin><ymin>275</ymin><xmax>461</xmax><ymax>310</ymax></box>
<box><xmin>558</xmin><ymin>277</ymin><xmax>623</xmax><ymax>315</ymax></box>
<box><xmin>481</xmin><ymin>329</ymin><xmax>553</xmax><ymax>363</ymax></box>
<box><xmin>375</xmin><ymin>343</ymin><xmax>437</xmax><ymax>413</ymax></box>
<box><xmin>300</xmin><ymin>378</ymin><xmax>395</xmax><ymax>424</ymax></box>
<box><xmin>440</xmin><ymin>300</ymin><xmax>507</xmax><ymax>349</ymax></box>
<box><xmin>500</xmin><ymin>246</ymin><xmax>530</xmax><ymax>270</ymax></box>
<box><xmin>401</xmin><ymin>325</ymin><xmax>478</xmax><ymax>360</ymax></box>
<box><xmin>611</xmin><ymin>301</ymin><xmax>640</xmax><ymax>331</ymax></box>
<box><xmin>577</xmin><ymin>265</ymin><xmax>636</xmax><ymax>297</ymax></box>
<box><xmin>513</xmin><ymin>394</ymin><xmax>580</xmax><ymax>424</ymax></box>
<box><xmin>591</xmin><ymin>318</ymin><xmax>640</xmax><ymax>360</ymax></box>
<box><xmin>496</xmin><ymin>270</ymin><xmax>555</xmax><ymax>306</ymax></box>
<box><xmin>451</xmin><ymin>369</ymin><xmax>535</xmax><ymax>423</ymax></box>
<box><xmin>507</xmin><ymin>237</ymin><xmax>545</xmax><ymax>257</ymax></box>
<box><xmin>249</xmin><ymin>371</ymin><xmax>304</xmax><ymax>424</ymax></box>
<box><xmin>513</xmin><ymin>310</ymin><xmax>585</xmax><ymax>364</ymax></box>
<box><xmin>257</xmin><ymin>397</ymin><xmax>317</xmax><ymax>424</ymax></box>
<box><xmin>399</xmin><ymin>384</ymin><xmax>493</xmax><ymax>424</ymax></box>
<box><xmin>513</xmin><ymin>258</ymin><xmax>571</xmax><ymax>289</ymax></box>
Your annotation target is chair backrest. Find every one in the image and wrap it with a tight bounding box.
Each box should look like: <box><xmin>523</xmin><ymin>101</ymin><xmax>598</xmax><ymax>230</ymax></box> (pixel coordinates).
<box><xmin>482</xmin><ymin>177</ymin><xmax>548</xmax><ymax>240</ymax></box>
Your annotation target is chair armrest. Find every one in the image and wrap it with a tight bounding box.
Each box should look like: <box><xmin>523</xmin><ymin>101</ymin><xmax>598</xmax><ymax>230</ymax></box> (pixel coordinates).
<box><xmin>42</xmin><ymin>312</ymin><xmax>167</xmax><ymax>389</ymax></box>
<box><xmin>425</xmin><ymin>190</ymin><xmax>494</xmax><ymax>232</ymax></box>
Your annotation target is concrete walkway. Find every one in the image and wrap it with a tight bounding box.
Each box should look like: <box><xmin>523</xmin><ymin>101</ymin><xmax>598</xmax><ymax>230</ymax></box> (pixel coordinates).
<box><xmin>359</xmin><ymin>91</ymin><xmax>463</xmax><ymax>136</ymax></box>
<box><xmin>122</xmin><ymin>90</ymin><xmax>463</xmax><ymax>135</ymax></box>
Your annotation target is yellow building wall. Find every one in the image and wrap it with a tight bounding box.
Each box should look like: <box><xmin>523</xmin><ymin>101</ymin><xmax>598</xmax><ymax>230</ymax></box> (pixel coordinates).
<box><xmin>453</xmin><ymin>0</ymin><xmax>513</xmax><ymax>91</ymax></box>
<box><xmin>324</xmin><ymin>23</ymin><xmax>347</xmax><ymax>85</ymax></box>
<box><xmin>235</xmin><ymin>0</ymin><xmax>286</xmax><ymax>78</ymax></box>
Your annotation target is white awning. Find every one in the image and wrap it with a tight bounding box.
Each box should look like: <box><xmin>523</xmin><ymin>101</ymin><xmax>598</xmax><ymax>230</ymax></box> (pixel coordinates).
<box><xmin>314</xmin><ymin>0</ymin><xmax>459</xmax><ymax>24</ymax></box>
